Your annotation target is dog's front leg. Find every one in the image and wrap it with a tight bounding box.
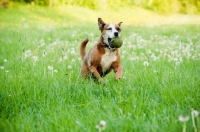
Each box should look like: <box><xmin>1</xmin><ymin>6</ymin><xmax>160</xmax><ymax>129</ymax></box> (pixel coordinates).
<box><xmin>89</xmin><ymin>66</ymin><xmax>104</xmax><ymax>83</ymax></box>
<box><xmin>114</xmin><ymin>65</ymin><xmax>123</xmax><ymax>80</ymax></box>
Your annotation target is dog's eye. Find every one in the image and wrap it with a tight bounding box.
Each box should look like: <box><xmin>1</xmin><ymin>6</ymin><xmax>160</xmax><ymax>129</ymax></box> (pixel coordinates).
<box><xmin>107</xmin><ymin>28</ymin><xmax>112</xmax><ymax>30</ymax></box>
<box><xmin>117</xmin><ymin>28</ymin><xmax>121</xmax><ymax>32</ymax></box>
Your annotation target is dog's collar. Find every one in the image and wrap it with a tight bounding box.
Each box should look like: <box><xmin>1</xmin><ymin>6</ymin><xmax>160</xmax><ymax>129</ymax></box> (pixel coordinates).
<box><xmin>102</xmin><ymin>41</ymin><xmax>115</xmax><ymax>50</ymax></box>
<box><xmin>101</xmin><ymin>36</ymin><xmax>115</xmax><ymax>50</ymax></box>
<box><xmin>103</xmin><ymin>43</ymin><xmax>110</xmax><ymax>48</ymax></box>
<box><xmin>103</xmin><ymin>43</ymin><xmax>115</xmax><ymax>50</ymax></box>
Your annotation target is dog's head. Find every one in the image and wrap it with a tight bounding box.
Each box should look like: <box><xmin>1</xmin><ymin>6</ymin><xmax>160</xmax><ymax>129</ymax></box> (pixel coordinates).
<box><xmin>98</xmin><ymin>18</ymin><xmax>122</xmax><ymax>48</ymax></box>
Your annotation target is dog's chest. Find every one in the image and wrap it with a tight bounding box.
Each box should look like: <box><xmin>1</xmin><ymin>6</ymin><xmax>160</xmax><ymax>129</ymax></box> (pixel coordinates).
<box><xmin>101</xmin><ymin>49</ymin><xmax>117</xmax><ymax>72</ymax></box>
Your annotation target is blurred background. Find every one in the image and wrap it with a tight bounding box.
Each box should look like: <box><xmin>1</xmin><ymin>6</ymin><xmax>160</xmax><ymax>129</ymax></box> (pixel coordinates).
<box><xmin>1</xmin><ymin>0</ymin><xmax>200</xmax><ymax>27</ymax></box>
<box><xmin>1</xmin><ymin>0</ymin><xmax>200</xmax><ymax>14</ymax></box>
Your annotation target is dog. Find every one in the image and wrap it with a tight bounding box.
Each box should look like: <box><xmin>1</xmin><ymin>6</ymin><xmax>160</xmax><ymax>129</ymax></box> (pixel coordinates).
<box><xmin>80</xmin><ymin>18</ymin><xmax>123</xmax><ymax>83</ymax></box>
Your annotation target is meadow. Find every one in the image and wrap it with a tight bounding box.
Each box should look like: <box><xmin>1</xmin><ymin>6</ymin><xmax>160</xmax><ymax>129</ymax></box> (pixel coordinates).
<box><xmin>0</xmin><ymin>3</ymin><xmax>200</xmax><ymax>132</ymax></box>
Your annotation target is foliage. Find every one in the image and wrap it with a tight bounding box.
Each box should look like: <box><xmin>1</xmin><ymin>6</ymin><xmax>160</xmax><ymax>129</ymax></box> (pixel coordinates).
<box><xmin>1</xmin><ymin>0</ymin><xmax>200</xmax><ymax>14</ymax></box>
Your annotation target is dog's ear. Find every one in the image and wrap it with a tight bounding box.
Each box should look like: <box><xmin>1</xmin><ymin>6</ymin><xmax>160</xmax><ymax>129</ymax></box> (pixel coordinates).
<box><xmin>98</xmin><ymin>18</ymin><xmax>106</xmax><ymax>30</ymax></box>
<box><xmin>118</xmin><ymin>22</ymin><xmax>123</xmax><ymax>27</ymax></box>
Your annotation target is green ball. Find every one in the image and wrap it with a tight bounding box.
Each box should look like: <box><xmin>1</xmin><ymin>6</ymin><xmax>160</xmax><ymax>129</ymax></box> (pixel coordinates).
<box><xmin>110</xmin><ymin>37</ymin><xmax>123</xmax><ymax>48</ymax></box>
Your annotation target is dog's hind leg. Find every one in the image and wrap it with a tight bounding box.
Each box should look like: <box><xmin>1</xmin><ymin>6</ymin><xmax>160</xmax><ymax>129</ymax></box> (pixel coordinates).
<box><xmin>81</xmin><ymin>62</ymin><xmax>90</xmax><ymax>78</ymax></box>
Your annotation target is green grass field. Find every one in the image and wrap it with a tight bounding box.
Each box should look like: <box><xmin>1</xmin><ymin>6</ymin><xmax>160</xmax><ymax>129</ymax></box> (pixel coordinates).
<box><xmin>0</xmin><ymin>3</ymin><xmax>200</xmax><ymax>132</ymax></box>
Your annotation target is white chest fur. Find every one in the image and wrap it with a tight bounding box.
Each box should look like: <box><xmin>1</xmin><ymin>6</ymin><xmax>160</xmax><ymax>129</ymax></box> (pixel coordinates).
<box><xmin>101</xmin><ymin>49</ymin><xmax>117</xmax><ymax>72</ymax></box>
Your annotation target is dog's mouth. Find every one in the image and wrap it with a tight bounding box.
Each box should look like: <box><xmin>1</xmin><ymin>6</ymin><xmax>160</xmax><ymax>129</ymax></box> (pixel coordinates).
<box><xmin>108</xmin><ymin>38</ymin><xmax>114</xmax><ymax>48</ymax></box>
<box><xmin>108</xmin><ymin>38</ymin><xmax>112</xmax><ymax>45</ymax></box>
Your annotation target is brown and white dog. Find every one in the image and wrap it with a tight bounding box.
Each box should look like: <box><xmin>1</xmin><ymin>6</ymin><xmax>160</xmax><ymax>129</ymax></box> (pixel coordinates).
<box><xmin>80</xmin><ymin>18</ymin><xmax>123</xmax><ymax>83</ymax></box>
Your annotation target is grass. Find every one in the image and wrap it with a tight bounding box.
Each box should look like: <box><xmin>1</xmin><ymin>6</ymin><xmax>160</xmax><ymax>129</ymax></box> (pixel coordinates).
<box><xmin>0</xmin><ymin>3</ymin><xmax>200</xmax><ymax>132</ymax></box>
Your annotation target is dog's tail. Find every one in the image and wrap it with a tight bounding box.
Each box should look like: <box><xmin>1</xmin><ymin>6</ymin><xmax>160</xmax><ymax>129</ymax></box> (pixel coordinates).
<box><xmin>80</xmin><ymin>38</ymin><xmax>89</xmax><ymax>60</ymax></box>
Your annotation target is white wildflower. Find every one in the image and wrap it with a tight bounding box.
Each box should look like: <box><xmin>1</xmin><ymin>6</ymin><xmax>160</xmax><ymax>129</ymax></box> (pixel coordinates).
<box><xmin>70</xmin><ymin>48</ymin><xmax>76</xmax><ymax>54</ymax></box>
<box><xmin>96</xmin><ymin>120</ymin><xmax>106</xmax><ymax>131</ymax></box>
<box><xmin>24</xmin><ymin>50</ymin><xmax>32</xmax><ymax>58</ymax></box>
<box><xmin>152</xmin><ymin>55</ymin><xmax>157</xmax><ymax>61</ymax></box>
<box><xmin>4</xmin><ymin>59</ymin><xmax>7</xmax><ymax>62</ymax></box>
<box><xmin>192</xmin><ymin>109</ymin><xmax>199</xmax><ymax>117</ymax></box>
<box><xmin>179</xmin><ymin>57</ymin><xmax>183</xmax><ymax>62</ymax></box>
<box><xmin>173</xmin><ymin>58</ymin><xmax>178</xmax><ymax>62</ymax></box>
<box><xmin>122</xmin><ymin>51</ymin><xmax>126</xmax><ymax>54</ymax></box>
<box><xmin>147</xmin><ymin>50</ymin><xmax>152</xmax><ymax>55</ymax></box>
<box><xmin>164</xmin><ymin>49</ymin><xmax>168</xmax><ymax>53</ymax></box>
<box><xmin>68</xmin><ymin>65</ymin><xmax>72</xmax><ymax>69</ymax></box>
<box><xmin>0</xmin><ymin>66</ymin><xmax>4</xmax><ymax>70</ymax></box>
<box><xmin>63</xmin><ymin>56</ymin><xmax>68</xmax><ymax>60</ymax></box>
<box><xmin>155</xmin><ymin>49</ymin><xmax>159</xmax><ymax>52</ymax></box>
<box><xmin>129</xmin><ymin>58</ymin><xmax>135</xmax><ymax>61</ymax></box>
<box><xmin>59</xmin><ymin>56</ymin><xmax>68</xmax><ymax>62</ymax></box>
<box><xmin>59</xmin><ymin>57</ymin><xmax>62</xmax><ymax>62</ymax></box>
<box><xmin>154</xmin><ymin>70</ymin><xmax>158</xmax><ymax>73</ymax></box>
<box><xmin>179</xmin><ymin>115</ymin><xmax>190</xmax><ymax>122</ymax></box>
<box><xmin>191</xmin><ymin>108</ymin><xmax>198</xmax><ymax>132</ymax></box>
<box><xmin>143</xmin><ymin>61</ymin><xmax>149</xmax><ymax>66</ymax></box>
<box><xmin>191</xmin><ymin>56</ymin><xmax>196</xmax><ymax>60</ymax></box>
<box><xmin>48</xmin><ymin>66</ymin><xmax>53</xmax><ymax>70</ymax></box>
<box><xmin>32</xmin><ymin>56</ymin><xmax>38</xmax><ymax>62</ymax></box>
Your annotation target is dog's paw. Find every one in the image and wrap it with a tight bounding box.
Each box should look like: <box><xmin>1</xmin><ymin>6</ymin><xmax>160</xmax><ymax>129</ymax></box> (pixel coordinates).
<box><xmin>97</xmin><ymin>78</ymin><xmax>105</xmax><ymax>84</ymax></box>
<box><xmin>115</xmin><ymin>74</ymin><xmax>122</xmax><ymax>80</ymax></box>
<box><xmin>115</xmin><ymin>77</ymin><xmax>121</xmax><ymax>81</ymax></box>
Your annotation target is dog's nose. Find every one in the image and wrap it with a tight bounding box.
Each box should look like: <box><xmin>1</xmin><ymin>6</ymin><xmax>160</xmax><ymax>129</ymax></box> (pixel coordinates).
<box><xmin>114</xmin><ymin>32</ymin><xmax>118</xmax><ymax>37</ymax></box>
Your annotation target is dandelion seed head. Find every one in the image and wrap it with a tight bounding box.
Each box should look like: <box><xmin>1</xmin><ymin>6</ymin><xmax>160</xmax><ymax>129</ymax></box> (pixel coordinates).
<box><xmin>0</xmin><ymin>66</ymin><xmax>4</xmax><ymax>70</ymax></box>
<box><xmin>192</xmin><ymin>109</ymin><xmax>199</xmax><ymax>117</ymax></box>
<box><xmin>143</xmin><ymin>61</ymin><xmax>149</xmax><ymax>66</ymax></box>
<box><xmin>54</xmin><ymin>69</ymin><xmax>58</xmax><ymax>73</ymax></box>
<box><xmin>164</xmin><ymin>49</ymin><xmax>168</xmax><ymax>53</ymax></box>
<box><xmin>68</xmin><ymin>65</ymin><xmax>72</xmax><ymax>69</ymax></box>
<box><xmin>63</xmin><ymin>56</ymin><xmax>68</xmax><ymax>60</ymax></box>
<box><xmin>173</xmin><ymin>58</ymin><xmax>178</xmax><ymax>61</ymax></box>
<box><xmin>191</xmin><ymin>56</ymin><xmax>196</xmax><ymax>60</ymax></box>
<box><xmin>147</xmin><ymin>50</ymin><xmax>152</xmax><ymax>54</ymax></box>
<box><xmin>100</xmin><ymin>120</ymin><xmax>106</xmax><ymax>128</ymax></box>
<box><xmin>4</xmin><ymin>59</ymin><xmax>7</xmax><ymax>62</ymax></box>
<box><xmin>152</xmin><ymin>55</ymin><xmax>157</xmax><ymax>61</ymax></box>
<box><xmin>32</xmin><ymin>56</ymin><xmax>38</xmax><ymax>61</ymax></box>
<box><xmin>179</xmin><ymin>115</ymin><xmax>190</xmax><ymax>122</ymax></box>
<box><xmin>96</xmin><ymin>120</ymin><xmax>106</xmax><ymax>131</ymax></box>
<box><xmin>24</xmin><ymin>50</ymin><xmax>32</xmax><ymax>59</ymax></box>
<box><xmin>154</xmin><ymin>70</ymin><xmax>158</xmax><ymax>73</ymax></box>
<box><xmin>48</xmin><ymin>66</ymin><xmax>53</xmax><ymax>70</ymax></box>
<box><xmin>70</xmin><ymin>49</ymin><xmax>76</xmax><ymax>55</ymax></box>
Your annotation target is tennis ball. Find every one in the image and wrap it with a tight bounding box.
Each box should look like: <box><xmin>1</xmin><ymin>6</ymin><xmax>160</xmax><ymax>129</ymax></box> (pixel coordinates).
<box><xmin>110</xmin><ymin>37</ymin><xmax>123</xmax><ymax>48</ymax></box>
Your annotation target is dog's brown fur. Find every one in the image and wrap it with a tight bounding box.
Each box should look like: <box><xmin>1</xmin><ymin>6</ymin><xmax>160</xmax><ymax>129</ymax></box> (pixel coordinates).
<box><xmin>80</xmin><ymin>18</ymin><xmax>123</xmax><ymax>83</ymax></box>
